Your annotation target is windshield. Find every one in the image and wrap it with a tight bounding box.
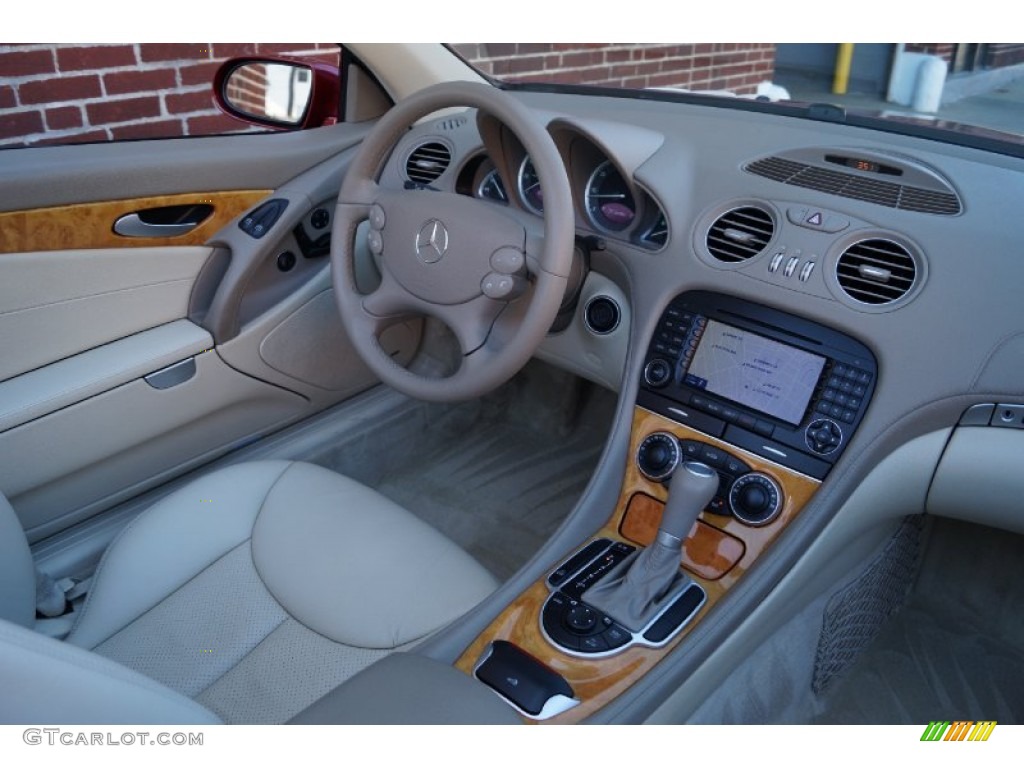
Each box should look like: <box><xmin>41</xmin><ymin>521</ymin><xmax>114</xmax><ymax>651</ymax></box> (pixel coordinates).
<box><xmin>449</xmin><ymin>44</ymin><xmax>1024</xmax><ymax>147</ymax></box>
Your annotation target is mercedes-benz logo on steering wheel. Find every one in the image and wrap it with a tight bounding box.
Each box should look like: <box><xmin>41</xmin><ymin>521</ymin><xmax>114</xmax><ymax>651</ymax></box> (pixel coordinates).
<box><xmin>415</xmin><ymin>219</ymin><xmax>449</xmax><ymax>263</ymax></box>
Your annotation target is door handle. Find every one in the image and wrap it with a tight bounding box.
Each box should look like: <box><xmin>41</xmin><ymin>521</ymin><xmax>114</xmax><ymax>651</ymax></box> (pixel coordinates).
<box><xmin>113</xmin><ymin>213</ymin><xmax>200</xmax><ymax>238</ymax></box>
<box><xmin>113</xmin><ymin>203</ymin><xmax>214</xmax><ymax>239</ymax></box>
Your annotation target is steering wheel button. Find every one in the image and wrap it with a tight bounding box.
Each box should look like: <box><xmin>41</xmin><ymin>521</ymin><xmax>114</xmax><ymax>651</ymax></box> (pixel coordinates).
<box><xmin>369</xmin><ymin>205</ymin><xmax>386</xmax><ymax>230</ymax></box>
<box><xmin>490</xmin><ymin>247</ymin><xmax>525</xmax><ymax>275</ymax></box>
<box><xmin>367</xmin><ymin>230</ymin><xmax>383</xmax><ymax>255</ymax></box>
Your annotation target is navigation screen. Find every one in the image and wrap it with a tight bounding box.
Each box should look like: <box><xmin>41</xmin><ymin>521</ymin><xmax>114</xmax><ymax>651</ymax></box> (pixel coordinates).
<box><xmin>685</xmin><ymin>320</ymin><xmax>826</xmax><ymax>425</ymax></box>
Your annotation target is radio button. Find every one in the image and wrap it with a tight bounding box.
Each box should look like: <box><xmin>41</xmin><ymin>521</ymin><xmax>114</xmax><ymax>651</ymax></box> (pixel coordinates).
<box><xmin>753</xmin><ymin>420</ymin><xmax>774</xmax><ymax>437</ymax></box>
<box><xmin>738</xmin><ymin>414</ymin><xmax>757</xmax><ymax>430</ymax></box>
<box><xmin>806</xmin><ymin>418</ymin><xmax>843</xmax><ymax>454</ymax></box>
<box><xmin>721</xmin><ymin>406</ymin><xmax>740</xmax><ymax>423</ymax></box>
<box><xmin>644</xmin><ymin>359</ymin><xmax>672</xmax><ymax>387</ymax></box>
<box><xmin>704</xmin><ymin>401</ymin><xmax>726</xmax><ymax>418</ymax></box>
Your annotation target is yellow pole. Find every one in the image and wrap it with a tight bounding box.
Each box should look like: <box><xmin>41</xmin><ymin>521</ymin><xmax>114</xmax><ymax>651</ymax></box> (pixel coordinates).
<box><xmin>833</xmin><ymin>43</ymin><xmax>855</xmax><ymax>94</ymax></box>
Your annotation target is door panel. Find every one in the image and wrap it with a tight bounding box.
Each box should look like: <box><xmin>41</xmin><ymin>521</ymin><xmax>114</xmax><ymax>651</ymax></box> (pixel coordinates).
<box><xmin>0</xmin><ymin>123</ymin><xmax>395</xmax><ymax>542</ymax></box>
<box><xmin>0</xmin><ymin>319</ymin><xmax>210</xmax><ymax>433</ymax></box>
<box><xmin>2</xmin><ymin>351</ymin><xmax>306</xmax><ymax>542</ymax></box>
<box><xmin>0</xmin><ymin>246</ymin><xmax>211</xmax><ymax>381</ymax></box>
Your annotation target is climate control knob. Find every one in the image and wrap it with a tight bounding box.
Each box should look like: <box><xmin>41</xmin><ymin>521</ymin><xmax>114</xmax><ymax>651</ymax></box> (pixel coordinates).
<box><xmin>729</xmin><ymin>472</ymin><xmax>783</xmax><ymax>526</ymax></box>
<box><xmin>636</xmin><ymin>432</ymin><xmax>681</xmax><ymax>482</ymax></box>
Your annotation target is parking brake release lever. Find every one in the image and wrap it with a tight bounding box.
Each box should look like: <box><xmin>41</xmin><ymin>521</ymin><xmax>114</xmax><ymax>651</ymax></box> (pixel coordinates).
<box><xmin>584</xmin><ymin>462</ymin><xmax>718</xmax><ymax>632</ymax></box>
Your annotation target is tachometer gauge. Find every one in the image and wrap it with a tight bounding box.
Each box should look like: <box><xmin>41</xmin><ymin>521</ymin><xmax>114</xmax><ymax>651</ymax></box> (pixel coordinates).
<box><xmin>585</xmin><ymin>160</ymin><xmax>636</xmax><ymax>232</ymax></box>
<box><xmin>517</xmin><ymin>156</ymin><xmax>544</xmax><ymax>214</ymax></box>
<box><xmin>476</xmin><ymin>168</ymin><xmax>508</xmax><ymax>204</ymax></box>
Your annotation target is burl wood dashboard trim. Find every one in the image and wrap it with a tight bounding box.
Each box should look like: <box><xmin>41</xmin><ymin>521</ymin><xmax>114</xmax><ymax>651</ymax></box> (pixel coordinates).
<box><xmin>455</xmin><ymin>406</ymin><xmax>821</xmax><ymax>724</ymax></box>
<box><xmin>0</xmin><ymin>190</ymin><xmax>271</xmax><ymax>253</ymax></box>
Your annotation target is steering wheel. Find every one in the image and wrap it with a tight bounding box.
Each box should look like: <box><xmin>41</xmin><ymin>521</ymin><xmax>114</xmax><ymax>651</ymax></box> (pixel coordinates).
<box><xmin>330</xmin><ymin>81</ymin><xmax>574</xmax><ymax>402</ymax></box>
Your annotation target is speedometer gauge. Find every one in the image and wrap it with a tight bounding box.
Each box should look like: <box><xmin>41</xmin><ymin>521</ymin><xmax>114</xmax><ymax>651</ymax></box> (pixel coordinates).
<box><xmin>517</xmin><ymin>157</ymin><xmax>544</xmax><ymax>214</ymax></box>
<box><xmin>585</xmin><ymin>160</ymin><xmax>636</xmax><ymax>232</ymax></box>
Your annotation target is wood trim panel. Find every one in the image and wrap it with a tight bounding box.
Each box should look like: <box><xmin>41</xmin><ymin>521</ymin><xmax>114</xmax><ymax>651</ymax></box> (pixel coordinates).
<box><xmin>455</xmin><ymin>406</ymin><xmax>821</xmax><ymax>724</ymax></box>
<box><xmin>620</xmin><ymin>493</ymin><xmax>746</xmax><ymax>581</ymax></box>
<box><xmin>0</xmin><ymin>190</ymin><xmax>271</xmax><ymax>253</ymax></box>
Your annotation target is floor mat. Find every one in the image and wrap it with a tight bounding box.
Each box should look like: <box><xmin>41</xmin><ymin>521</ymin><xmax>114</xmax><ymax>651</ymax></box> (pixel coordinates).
<box><xmin>300</xmin><ymin>362</ymin><xmax>617</xmax><ymax>581</ymax></box>
<box><xmin>815</xmin><ymin>518</ymin><xmax>1024</xmax><ymax>723</ymax></box>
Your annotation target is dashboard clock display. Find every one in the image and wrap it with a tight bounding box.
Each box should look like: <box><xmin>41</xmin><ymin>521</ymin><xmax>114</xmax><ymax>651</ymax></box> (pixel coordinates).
<box><xmin>517</xmin><ymin>156</ymin><xmax>544</xmax><ymax>214</ymax></box>
<box><xmin>585</xmin><ymin>160</ymin><xmax>636</xmax><ymax>232</ymax></box>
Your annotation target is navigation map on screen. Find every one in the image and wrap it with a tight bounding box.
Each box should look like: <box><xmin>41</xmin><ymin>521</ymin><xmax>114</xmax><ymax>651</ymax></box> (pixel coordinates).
<box><xmin>685</xmin><ymin>320</ymin><xmax>825</xmax><ymax>425</ymax></box>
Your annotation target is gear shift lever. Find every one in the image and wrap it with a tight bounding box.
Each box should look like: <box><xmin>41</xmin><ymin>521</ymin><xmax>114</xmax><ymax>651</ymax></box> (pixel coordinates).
<box><xmin>585</xmin><ymin>462</ymin><xmax>719</xmax><ymax>632</ymax></box>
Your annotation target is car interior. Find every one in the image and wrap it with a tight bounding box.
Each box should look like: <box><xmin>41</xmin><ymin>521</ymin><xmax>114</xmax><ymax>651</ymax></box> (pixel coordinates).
<box><xmin>1</xmin><ymin>42</ymin><xmax>1023</xmax><ymax>726</ymax></box>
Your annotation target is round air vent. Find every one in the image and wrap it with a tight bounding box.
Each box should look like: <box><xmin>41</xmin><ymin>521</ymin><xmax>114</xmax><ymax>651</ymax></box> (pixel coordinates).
<box><xmin>405</xmin><ymin>141</ymin><xmax>452</xmax><ymax>185</ymax></box>
<box><xmin>836</xmin><ymin>238</ymin><xmax>918</xmax><ymax>305</ymax></box>
<box><xmin>705</xmin><ymin>206</ymin><xmax>775</xmax><ymax>263</ymax></box>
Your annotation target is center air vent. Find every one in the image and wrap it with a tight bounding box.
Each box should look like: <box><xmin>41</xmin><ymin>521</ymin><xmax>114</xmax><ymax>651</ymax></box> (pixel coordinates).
<box><xmin>706</xmin><ymin>206</ymin><xmax>775</xmax><ymax>263</ymax></box>
<box><xmin>405</xmin><ymin>142</ymin><xmax>452</xmax><ymax>184</ymax></box>
<box><xmin>836</xmin><ymin>238</ymin><xmax>918</xmax><ymax>305</ymax></box>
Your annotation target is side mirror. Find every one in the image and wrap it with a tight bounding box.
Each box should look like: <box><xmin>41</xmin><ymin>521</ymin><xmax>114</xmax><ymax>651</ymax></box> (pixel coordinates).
<box><xmin>213</xmin><ymin>57</ymin><xmax>340</xmax><ymax>130</ymax></box>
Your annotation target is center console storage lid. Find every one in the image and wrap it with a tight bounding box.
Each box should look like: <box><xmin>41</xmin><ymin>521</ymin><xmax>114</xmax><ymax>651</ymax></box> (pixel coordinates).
<box><xmin>288</xmin><ymin>652</ymin><xmax>521</xmax><ymax>725</ymax></box>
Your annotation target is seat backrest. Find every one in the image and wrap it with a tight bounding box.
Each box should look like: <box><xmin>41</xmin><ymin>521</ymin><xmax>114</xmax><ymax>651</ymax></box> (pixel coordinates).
<box><xmin>0</xmin><ymin>617</ymin><xmax>220</xmax><ymax>724</ymax></box>
<box><xmin>0</xmin><ymin>493</ymin><xmax>33</xmax><ymax>627</ymax></box>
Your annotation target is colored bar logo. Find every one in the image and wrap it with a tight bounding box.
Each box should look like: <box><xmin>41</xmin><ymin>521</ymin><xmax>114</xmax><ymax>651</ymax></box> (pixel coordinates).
<box><xmin>920</xmin><ymin>721</ymin><xmax>997</xmax><ymax>741</ymax></box>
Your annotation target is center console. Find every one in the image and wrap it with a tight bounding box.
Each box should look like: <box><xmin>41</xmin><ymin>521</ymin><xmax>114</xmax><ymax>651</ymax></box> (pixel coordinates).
<box><xmin>455</xmin><ymin>291</ymin><xmax>877</xmax><ymax>723</ymax></box>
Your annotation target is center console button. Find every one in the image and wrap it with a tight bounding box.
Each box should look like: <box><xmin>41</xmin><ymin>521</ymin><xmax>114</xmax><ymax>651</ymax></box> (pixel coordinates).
<box><xmin>579</xmin><ymin>634</ymin><xmax>609</xmax><ymax>653</ymax></box>
<box><xmin>679</xmin><ymin>440</ymin><xmax>703</xmax><ymax>460</ymax></box>
<box><xmin>724</xmin><ymin>455</ymin><xmax>748</xmax><ymax>475</ymax></box>
<box><xmin>565</xmin><ymin>604</ymin><xmax>599</xmax><ymax>633</ymax></box>
<box><xmin>602</xmin><ymin>624</ymin><xmax>632</xmax><ymax>649</ymax></box>
<box><xmin>699</xmin><ymin>444</ymin><xmax>727</xmax><ymax>469</ymax></box>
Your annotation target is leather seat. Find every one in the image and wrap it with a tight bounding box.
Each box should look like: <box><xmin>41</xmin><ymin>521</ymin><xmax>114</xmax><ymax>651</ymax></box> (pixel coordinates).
<box><xmin>0</xmin><ymin>460</ymin><xmax>498</xmax><ymax>724</ymax></box>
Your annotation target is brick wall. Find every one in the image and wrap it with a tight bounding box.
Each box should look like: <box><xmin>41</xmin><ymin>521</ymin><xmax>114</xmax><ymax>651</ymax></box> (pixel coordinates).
<box><xmin>987</xmin><ymin>43</ymin><xmax>1024</xmax><ymax>68</ymax></box>
<box><xmin>453</xmin><ymin>44</ymin><xmax>777</xmax><ymax>94</ymax></box>
<box><xmin>225</xmin><ymin>62</ymin><xmax>269</xmax><ymax>118</ymax></box>
<box><xmin>905</xmin><ymin>44</ymin><xmax>957</xmax><ymax>62</ymax></box>
<box><xmin>0</xmin><ymin>43</ymin><xmax>340</xmax><ymax>148</ymax></box>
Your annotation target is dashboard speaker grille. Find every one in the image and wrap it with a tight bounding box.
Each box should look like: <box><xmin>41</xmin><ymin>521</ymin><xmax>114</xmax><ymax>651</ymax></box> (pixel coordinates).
<box><xmin>836</xmin><ymin>238</ymin><xmax>918</xmax><ymax>305</ymax></box>
<box><xmin>405</xmin><ymin>142</ymin><xmax>452</xmax><ymax>184</ymax></box>
<box><xmin>745</xmin><ymin>156</ymin><xmax>961</xmax><ymax>215</ymax></box>
<box><xmin>706</xmin><ymin>206</ymin><xmax>775</xmax><ymax>263</ymax></box>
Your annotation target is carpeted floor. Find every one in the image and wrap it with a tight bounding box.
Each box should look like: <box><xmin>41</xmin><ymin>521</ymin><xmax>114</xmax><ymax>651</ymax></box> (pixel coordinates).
<box><xmin>298</xmin><ymin>362</ymin><xmax>617</xmax><ymax>581</ymax></box>
<box><xmin>815</xmin><ymin>517</ymin><xmax>1024</xmax><ymax>723</ymax></box>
